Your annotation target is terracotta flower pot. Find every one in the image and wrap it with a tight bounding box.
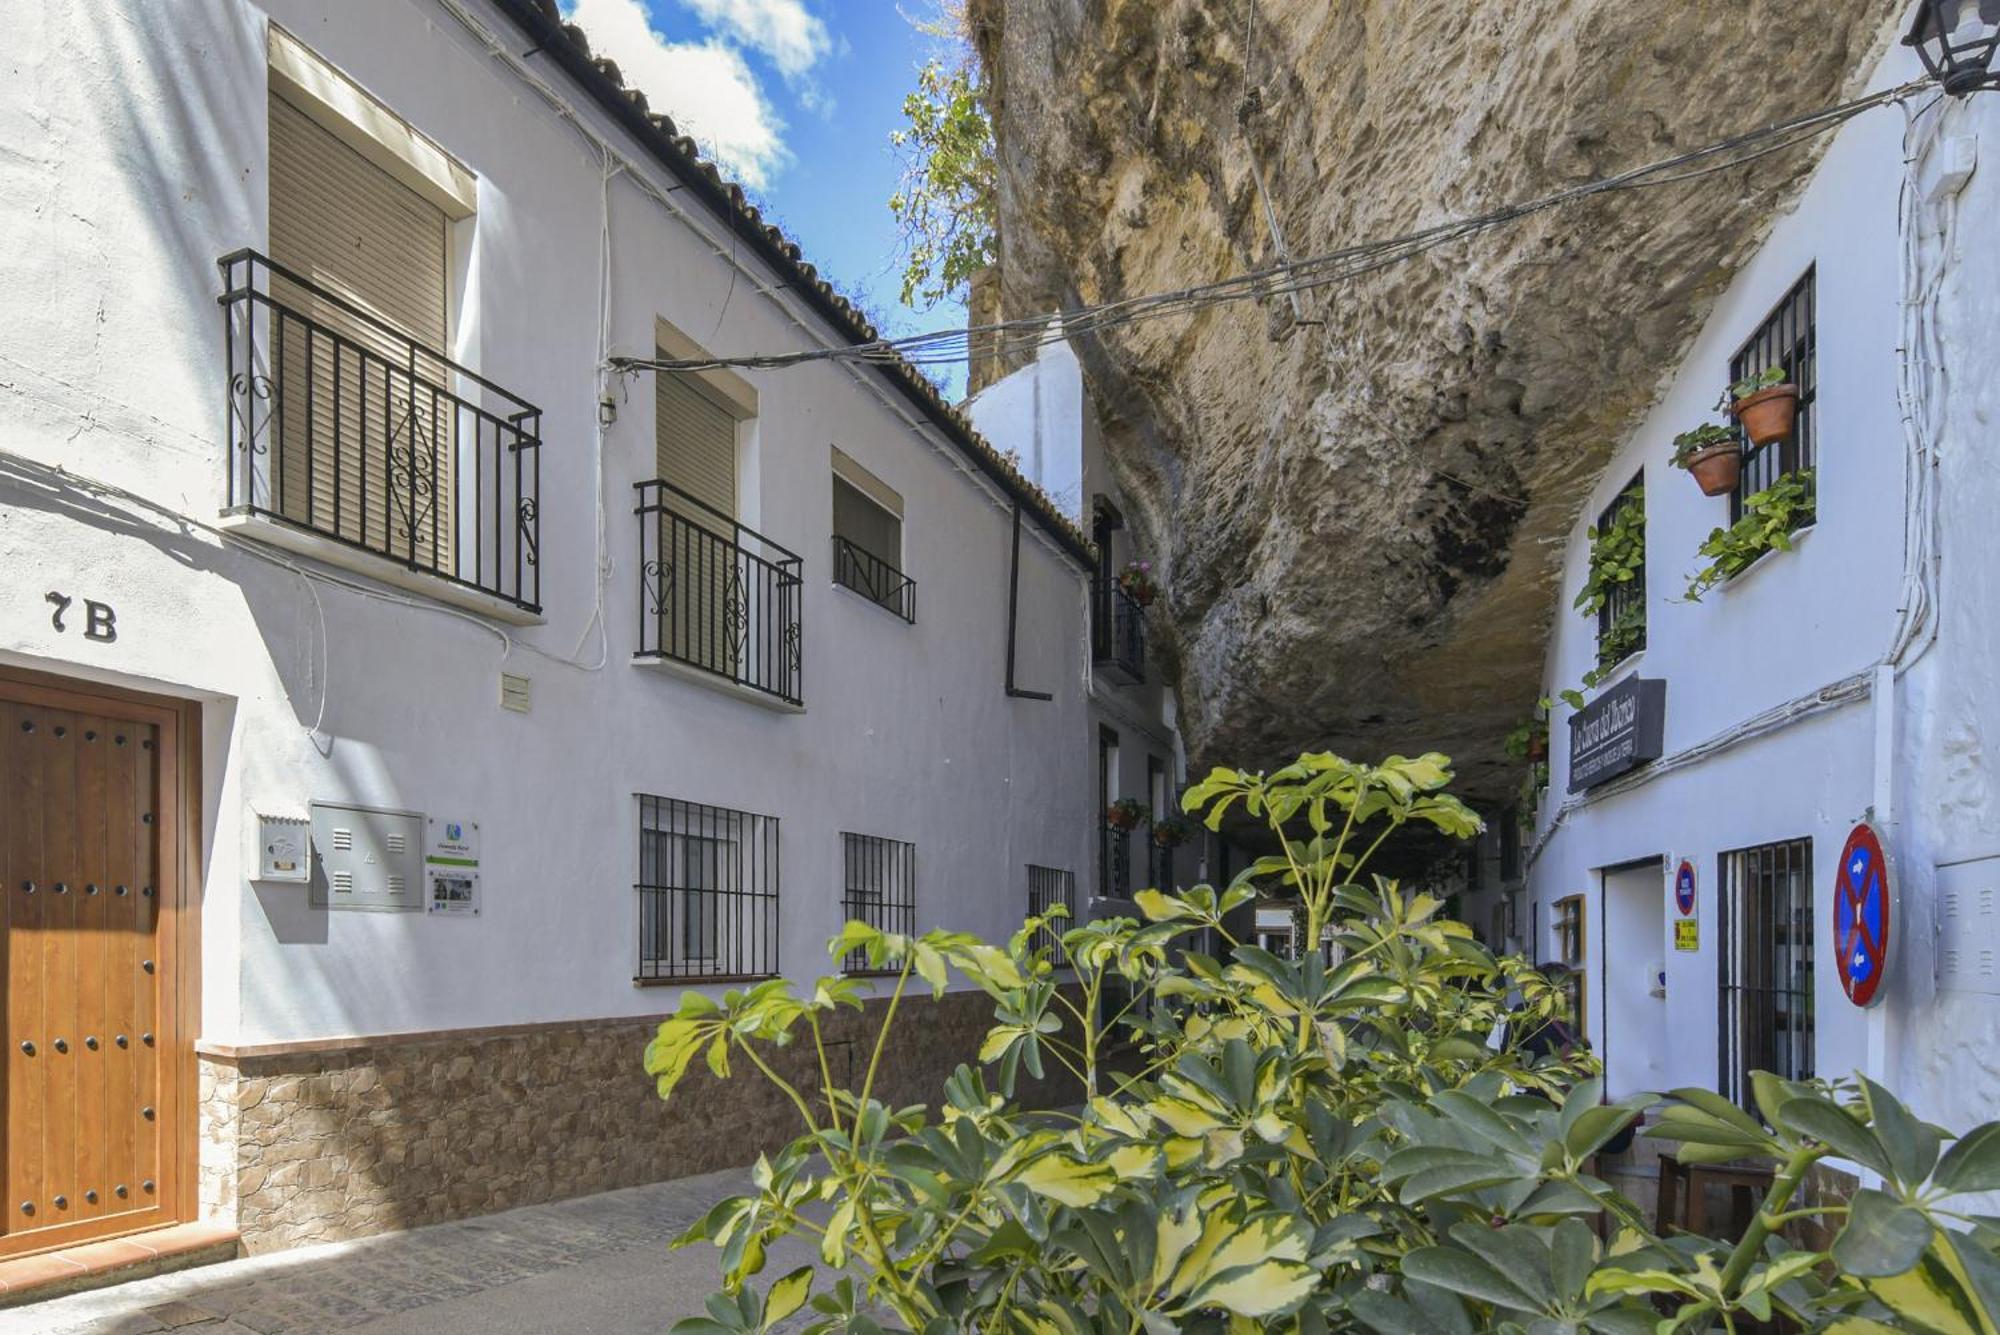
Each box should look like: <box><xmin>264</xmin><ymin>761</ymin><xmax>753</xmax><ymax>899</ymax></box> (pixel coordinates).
<box><xmin>1684</xmin><ymin>444</ymin><xmax>1743</xmax><ymax>497</ymax></box>
<box><xmin>1731</xmin><ymin>384</ymin><xmax>1799</xmax><ymax>447</ymax></box>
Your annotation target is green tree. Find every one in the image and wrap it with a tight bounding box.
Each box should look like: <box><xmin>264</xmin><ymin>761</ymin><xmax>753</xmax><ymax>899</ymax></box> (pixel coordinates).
<box><xmin>889</xmin><ymin>8</ymin><xmax>995</xmax><ymax>311</ymax></box>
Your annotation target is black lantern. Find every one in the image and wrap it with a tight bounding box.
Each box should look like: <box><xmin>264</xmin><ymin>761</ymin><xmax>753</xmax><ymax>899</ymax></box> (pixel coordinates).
<box><xmin>1905</xmin><ymin>0</ymin><xmax>2000</xmax><ymax>94</ymax></box>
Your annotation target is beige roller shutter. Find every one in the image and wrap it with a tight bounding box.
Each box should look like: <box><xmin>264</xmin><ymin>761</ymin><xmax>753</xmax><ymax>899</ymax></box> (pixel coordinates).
<box><xmin>268</xmin><ymin>89</ymin><xmax>453</xmax><ymax>572</ymax></box>
<box><xmin>655</xmin><ymin>373</ymin><xmax>738</xmax><ymax>523</ymax></box>
<box><xmin>654</xmin><ymin>370</ymin><xmax>741</xmax><ymax>675</ymax></box>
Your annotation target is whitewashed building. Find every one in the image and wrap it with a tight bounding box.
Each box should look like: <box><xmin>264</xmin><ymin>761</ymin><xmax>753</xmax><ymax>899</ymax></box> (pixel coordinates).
<box><xmin>0</xmin><ymin>0</ymin><xmax>1107</xmax><ymax>1265</ymax></box>
<box><xmin>967</xmin><ymin>330</ymin><xmax>1212</xmax><ymax>920</ymax></box>
<box><xmin>1468</xmin><ymin>3</ymin><xmax>2000</xmax><ymax>1144</ymax></box>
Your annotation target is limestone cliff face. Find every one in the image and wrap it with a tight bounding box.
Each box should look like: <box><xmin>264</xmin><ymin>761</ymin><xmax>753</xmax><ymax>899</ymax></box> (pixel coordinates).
<box><xmin>974</xmin><ymin>0</ymin><xmax>1900</xmax><ymax>800</ymax></box>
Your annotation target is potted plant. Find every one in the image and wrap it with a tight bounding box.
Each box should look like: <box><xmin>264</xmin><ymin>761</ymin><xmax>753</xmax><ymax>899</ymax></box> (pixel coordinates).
<box><xmin>1150</xmin><ymin>813</ymin><xmax>1195</xmax><ymax>848</ymax></box>
<box><xmin>1670</xmin><ymin>422</ymin><xmax>1742</xmax><ymax>497</ymax></box>
<box><xmin>1115</xmin><ymin>559</ymin><xmax>1157</xmax><ymax>607</ymax></box>
<box><xmin>1722</xmin><ymin>365</ymin><xmax>1799</xmax><ymax>447</ymax></box>
<box><xmin>1105</xmin><ymin>797</ymin><xmax>1150</xmax><ymax>832</ymax></box>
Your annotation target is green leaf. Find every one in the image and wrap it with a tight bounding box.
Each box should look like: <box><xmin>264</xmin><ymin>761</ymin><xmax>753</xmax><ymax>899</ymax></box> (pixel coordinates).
<box><xmin>760</xmin><ymin>1265</ymin><xmax>813</xmax><ymax>1330</ymax></box>
<box><xmin>1776</xmin><ymin>1095</ymin><xmax>1892</xmax><ymax>1179</ymax></box>
<box><xmin>1935</xmin><ymin>1123</ymin><xmax>2000</xmax><ymax>1197</ymax></box>
<box><xmin>1865</xmin><ymin>1076</ymin><xmax>1944</xmax><ymax>1190</ymax></box>
<box><xmin>1833</xmin><ymin>1189</ymin><xmax>1936</xmax><ymax>1278</ymax></box>
<box><xmin>1400</xmin><ymin>1246</ymin><xmax>1540</xmax><ymax>1313</ymax></box>
<box><xmin>1013</xmin><ymin>1150</ymin><xmax>1117</xmax><ymax>1208</ymax></box>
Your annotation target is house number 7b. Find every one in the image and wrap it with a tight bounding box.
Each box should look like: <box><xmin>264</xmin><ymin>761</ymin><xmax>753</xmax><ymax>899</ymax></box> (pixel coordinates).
<box><xmin>45</xmin><ymin>592</ymin><xmax>117</xmax><ymax>643</ymax></box>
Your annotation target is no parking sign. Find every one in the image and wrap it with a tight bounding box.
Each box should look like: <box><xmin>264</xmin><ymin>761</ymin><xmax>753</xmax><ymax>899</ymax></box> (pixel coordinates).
<box><xmin>1673</xmin><ymin>860</ymin><xmax>1698</xmax><ymax>951</ymax></box>
<box><xmin>1835</xmin><ymin>823</ymin><xmax>1891</xmax><ymax>1007</ymax></box>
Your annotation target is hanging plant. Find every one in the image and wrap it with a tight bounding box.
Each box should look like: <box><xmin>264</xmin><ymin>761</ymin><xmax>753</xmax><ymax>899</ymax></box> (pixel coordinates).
<box><xmin>1684</xmin><ymin>470</ymin><xmax>1816</xmax><ymax>601</ymax></box>
<box><xmin>1573</xmin><ymin>489</ymin><xmax>1646</xmax><ymax>623</ymax></box>
<box><xmin>1150</xmin><ymin>814</ymin><xmax>1197</xmax><ymax>849</ymax></box>
<box><xmin>1670</xmin><ymin>423</ymin><xmax>1743</xmax><ymax>497</ymax></box>
<box><xmin>1116</xmin><ymin>559</ymin><xmax>1158</xmax><ymax>607</ymax></box>
<box><xmin>1722</xmin><ymin>365</ymin><xmax>1800</xmax><ymax>447</ymax></box>
<box><xmin>1105</xmin><ymin>797</ymin><xmax>1151</xmax><ymax>832</ymax></box>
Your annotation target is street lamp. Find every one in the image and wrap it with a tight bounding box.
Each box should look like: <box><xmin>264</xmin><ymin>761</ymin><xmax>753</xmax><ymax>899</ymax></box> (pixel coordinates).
<box><xmin>1905</xmin><ymin>0</ymin><xmax>2000</xmax><ymax>95</ymax></box>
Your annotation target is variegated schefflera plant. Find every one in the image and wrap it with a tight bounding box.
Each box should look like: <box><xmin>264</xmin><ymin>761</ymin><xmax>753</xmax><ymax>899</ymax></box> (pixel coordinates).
<box><xmin>648</xmin><ymin>753</ymin><xmax>2000</xmax><ymax>1334</ymax></box>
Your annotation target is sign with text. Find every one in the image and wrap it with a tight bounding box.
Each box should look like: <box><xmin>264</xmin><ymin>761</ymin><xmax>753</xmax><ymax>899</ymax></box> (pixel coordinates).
<box><xmin>1675</xmin><ymin>919</ymin><xmax>1699</xmax><ymax>952</ymax></box>
<box><xmin>1566</xmin><ymin>677</ymin><xmax>1666</xmax><ymax>792</ymax></box>
<box><xmin>426</xmin><ymin>817</ymin><xmax>481</xmax><ymax>917</ymax></box>
<box><xmin>1674</xmin><ymin>860</ymin><xmax>1697</xmax><ymax>917</ymax></box>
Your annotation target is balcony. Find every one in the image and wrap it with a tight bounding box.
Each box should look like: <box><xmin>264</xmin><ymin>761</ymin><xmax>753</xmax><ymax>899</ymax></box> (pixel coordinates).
<box><xmin>217</xmin><ymin>250</ymin><xmax>543</xmax><ymax>616</ymax></box>
<box><xmin>635</xmin><ymin>479</ymin><xmax>803</xmax><ymax>707</ymax></box>
<box><xmin>1092</xmin><ymin>578</ymin><xmax>1147</xmax><ymax>684</ymax></box>
<box><xmin>831</xmin><ymin>535</ymin><xmax>916</xmax><ymax>622</ymax></box>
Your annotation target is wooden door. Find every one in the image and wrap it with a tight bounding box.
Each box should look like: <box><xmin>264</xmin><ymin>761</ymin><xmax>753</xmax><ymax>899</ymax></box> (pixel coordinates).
<box><xmin>0</xmin><ymin>671</ymin><xmax>193</xmax><ymax>1256</ymax></box>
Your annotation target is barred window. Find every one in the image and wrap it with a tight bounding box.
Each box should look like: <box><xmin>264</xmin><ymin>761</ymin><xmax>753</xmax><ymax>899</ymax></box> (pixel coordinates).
<box><xmin>1026</xmin><ymin>864</ymin><xmax>1076</xmax><ymax>956</ymax></box>
<box><xmin>841</xmin><ymin>833</ymin><xmax>916</xmax><ymax>973</ymax></box>
<box><xmin>1719</xmin><ymin>837</ymin><xmax>1814</xmax><ymax>1107</ymax></box>
<box><xmin>1732</xmin><ymin>269</ymin><xmax>1817</xmax><ymax>519</ymax></box>
<box><xmin>635</xmin><ymin>795</ymin><xmax>779</xmax><ymax>983</ymax></box>
<box><xmin>1594</xmin><ymin>475</ymin><xmax>1646</xmax><ymax>672</ymax></box>
<box><xmin>1552</xmin><ymin>895</ymin><xmax>1587</xmax><ymax>1030</ymax></box>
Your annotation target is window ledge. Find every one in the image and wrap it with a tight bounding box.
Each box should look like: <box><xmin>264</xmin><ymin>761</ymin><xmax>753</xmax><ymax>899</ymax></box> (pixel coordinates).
<box><xmin>218</xmin><ymin>512</ymin><xmax>545</xmax><ymax>626</ymax></box>
<box><xmin>1586</xmin><ymin>647</ymin><xmax>1645</xmax><ymax>691</ymax></box>
<box><xmin>830</xmin><ymin>578</ymin><xmax>916</xmax><ymax>624</ymax></box>
<box><xmin>1722</xmin><ymin>522</ymin><xmax>1816</xmax><ymax>592</ymax></box>
<box><xmin>633</xmin><ymin>972</ymin><xmax>776</xmax><ymax>989</ymax></box>
<box><xmin>632</xmin><ymin>653</ymin><xmax>806</xmax><ymax>714</ymax></box>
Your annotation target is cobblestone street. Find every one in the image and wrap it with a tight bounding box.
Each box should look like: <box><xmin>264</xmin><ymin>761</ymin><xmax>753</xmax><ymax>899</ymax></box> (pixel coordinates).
<box><xmin>0</xmin><ymin>1169</ymin><xmax>807</xmax><ymax>1335</ymax></box>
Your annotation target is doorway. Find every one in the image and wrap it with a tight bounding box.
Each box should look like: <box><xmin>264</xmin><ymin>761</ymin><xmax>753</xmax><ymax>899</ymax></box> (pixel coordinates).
<box><xmin>1600</xmin><ymin>859</ymin><xmax>1667</xmax><ymax>1100</ymax></box>
<box><xmin>0</xmin><ymin>668</ymin><xmax>199</xmax><ymax>1256</ymax></box>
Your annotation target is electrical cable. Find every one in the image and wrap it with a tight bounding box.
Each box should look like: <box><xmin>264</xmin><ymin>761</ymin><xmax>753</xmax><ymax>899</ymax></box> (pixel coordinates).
<box><xmin>613</xmin><ymin>78</ymin><xmax>1933</xmax><ymax>380</ymax></box>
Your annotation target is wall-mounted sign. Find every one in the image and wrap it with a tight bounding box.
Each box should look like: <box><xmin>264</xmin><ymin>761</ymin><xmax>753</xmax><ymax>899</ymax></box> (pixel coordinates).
<box><xmin>426</xmin><ymin>817</ymin><xmax>481</xmax><ymax>917</ymax></box>
<box><xmin>1566</xmin><ymin>677</ymin><xmax>1667</xmax><ymax>792</ymax></box>
<box><xmin>1675</xmin><ymin>919</ymin><xmax>1699</xmax><ymax>952</ymax></box>
<box><xmin>1674</xmin><ymin>860</ymin><xmax>1697</xmax><ymax>917</ymax></box>
<box><xmin>1835</xmin><ymin>822</ymin><xmax>1890</xmax><ymax>1007</ymax></box>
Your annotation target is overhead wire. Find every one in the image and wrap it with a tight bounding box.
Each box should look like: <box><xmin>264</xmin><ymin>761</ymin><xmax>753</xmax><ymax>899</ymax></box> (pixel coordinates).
<box><xmin>613</xmin><ymin>77</ymin><xmax>1933</xmax><ymax>380</ymax></box>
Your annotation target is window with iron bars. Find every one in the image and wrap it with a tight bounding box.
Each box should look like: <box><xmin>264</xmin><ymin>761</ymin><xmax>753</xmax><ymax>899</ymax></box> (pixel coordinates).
<box><xmin>1026</xmin><ymin>865</ymin><xmax>1076</xmax><ymax>959</ymax></box>
<box><xmin>635</xmin><ymin>795</ymin><xmax>779</xmax><ymax>984</ymax></box>
<box><xmin>1718</xmin><ymin>837</ymin><xmax>1815</xmax><ymax>1108</ymax></box>
<box><xmin>1593</xmin><ymin>476</ymin><xmax>1646</xmax><ymax>673</ymax></box>
<box><xmin>1732</xmin><ymin>269</ymin><xmax>1817</xmax><ymax>520</ymax></box>
<box><xmin>841</xmin><ymin>833</ymin><xmax>916</xmax><ymax>974</ymax></box>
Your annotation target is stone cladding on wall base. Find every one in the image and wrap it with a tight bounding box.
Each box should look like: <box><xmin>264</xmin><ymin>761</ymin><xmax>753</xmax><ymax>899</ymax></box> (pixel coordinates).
<box><xmin>197</xmin><ymin>986</ymin><xmax>1078</xmax><ymax>1253</ymax></box>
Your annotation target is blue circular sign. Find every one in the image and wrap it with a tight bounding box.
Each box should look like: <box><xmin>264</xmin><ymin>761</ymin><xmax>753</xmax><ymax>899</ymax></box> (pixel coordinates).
<box><xmin>1674</xmin><ymin>860</ymin><xmax>1697</xmax><ymax>917</ymax></box>
<box><xmin>1834</xmin><ymin>823</ymin><xmax>1890</xmax><ymax>1008</ymax></box>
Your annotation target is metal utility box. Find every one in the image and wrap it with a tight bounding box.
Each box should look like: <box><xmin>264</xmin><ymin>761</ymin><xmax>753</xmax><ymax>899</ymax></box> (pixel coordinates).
<box><xmin>255</xmin><ymin>813</ymin><xmax>311</xmax><ymax>883</ymax></box>
<box><xmin>310</xmin><ymin>802</ymin><xmax>424</xmax><ymax>912</ymax></box>
<box><xmin>1939</xmin><ymin>855</ymin><xmax>2000</xmax><ymax>995</ymax></box>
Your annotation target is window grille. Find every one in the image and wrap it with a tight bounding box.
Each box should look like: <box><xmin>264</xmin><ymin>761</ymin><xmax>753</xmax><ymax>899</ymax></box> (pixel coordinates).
<box><xmin>635</xmin><ymin>795</ymin><xmax>779</xmax><ymax>983</ymax></box>
<box><xmin>1594</xmin><ymin>475</ymin><xmax>1646</xmax><ymax>671</ymax></box>
<box><xmin>1552</xmin><ymin>894</ymin><xmax>1587</xmax><ymax>1030</ymax></box>
<box><xmin>1732</xmin><ymin>270</ymin><xmax>1817</xmax><ymax>519</ymax></box>
<box><xmin>841</xmin><ymin>833</ymin><xmax>916</xmax><ymax>973</ymax></box>
<box><xmin>1026</xmin><ymin>865</ymin><xmax>1076</xmax><ymax>957</ymax></box>
<box><xmin>1719</xmin><ymin>837</ymin><xmax>1815</xmax><ymax>1107</ymax></box>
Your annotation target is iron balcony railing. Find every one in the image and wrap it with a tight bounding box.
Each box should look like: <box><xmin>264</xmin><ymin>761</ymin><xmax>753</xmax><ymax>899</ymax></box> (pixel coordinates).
<box><xmin>1092</xmin><ymin>578</ymin><xmax>1147</xmax><ymax>684</ymax></box>
<box><xmin>1099</xmin><ymin>823</ymin><xmax>1132</xmax><ymax>901</ymax></box>
<box><xmin>635</xmin><ymin>479</ymin><xmax>804</xmax><ymax>705</ymax></box>
<box><xmin>831</xmin><ymin>535</ymin><xmax>916</xmax><ymax>622</ymax></box>
<box><xmin>217</xmin><ymin>250</ymin><xmax>543</xmax><ymax>612</ymax></box>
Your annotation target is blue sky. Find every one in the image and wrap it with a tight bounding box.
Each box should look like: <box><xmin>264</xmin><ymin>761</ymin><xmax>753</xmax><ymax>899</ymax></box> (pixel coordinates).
<box><xmin>564</xmin><ymin>0</ymin><xmax>968</xmax><ymax>390</ymax></box>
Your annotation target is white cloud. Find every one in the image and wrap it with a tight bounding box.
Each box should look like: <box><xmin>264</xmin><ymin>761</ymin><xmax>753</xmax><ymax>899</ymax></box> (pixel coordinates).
<box><xmin>677</xmin><ymin>0</ymin><xmax>830</xmax><ymax>79</ymax></box>
<box><xmin>566</xmin><ymin>0</ymin><xmax>790</xmax><ymax>189</ymax></box>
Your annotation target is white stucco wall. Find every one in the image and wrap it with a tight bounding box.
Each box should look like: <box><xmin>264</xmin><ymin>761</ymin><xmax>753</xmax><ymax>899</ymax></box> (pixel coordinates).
<box><xmin>967</xmin><ymin>326</ymin><xmax>1191</xmax><ymax>900</ymax></box>
<box><xmin>1526</xmin><ymin>8</ymin><xmax>2000</xmax><ymax>1124</ymax></box>
<box><xmin>0</xmin><ymin>0</ymin><xmax>1096</xmax><ymax>1045</ymax></box>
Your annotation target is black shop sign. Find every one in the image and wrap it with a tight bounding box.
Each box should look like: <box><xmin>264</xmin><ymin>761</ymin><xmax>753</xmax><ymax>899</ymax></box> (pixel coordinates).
<box><xmin>1567</xmin><ymin>677</ymin><xmax>1666</xmax><ymax>793</ymax></box>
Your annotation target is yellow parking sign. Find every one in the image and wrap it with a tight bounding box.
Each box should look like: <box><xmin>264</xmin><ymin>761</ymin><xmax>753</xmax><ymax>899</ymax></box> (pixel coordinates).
<box><xmin>1675</xmin><ymin>919</ymin><xmax>1699</xmax><ymax>952</ymax></box>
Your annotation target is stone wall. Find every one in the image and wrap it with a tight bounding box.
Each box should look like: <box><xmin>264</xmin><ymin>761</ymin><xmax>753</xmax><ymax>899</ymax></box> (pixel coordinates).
<box><xmin>198</xmin><ymin>988</ymin><xmax>1078</xmax><ymax>1253</ymax></box>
